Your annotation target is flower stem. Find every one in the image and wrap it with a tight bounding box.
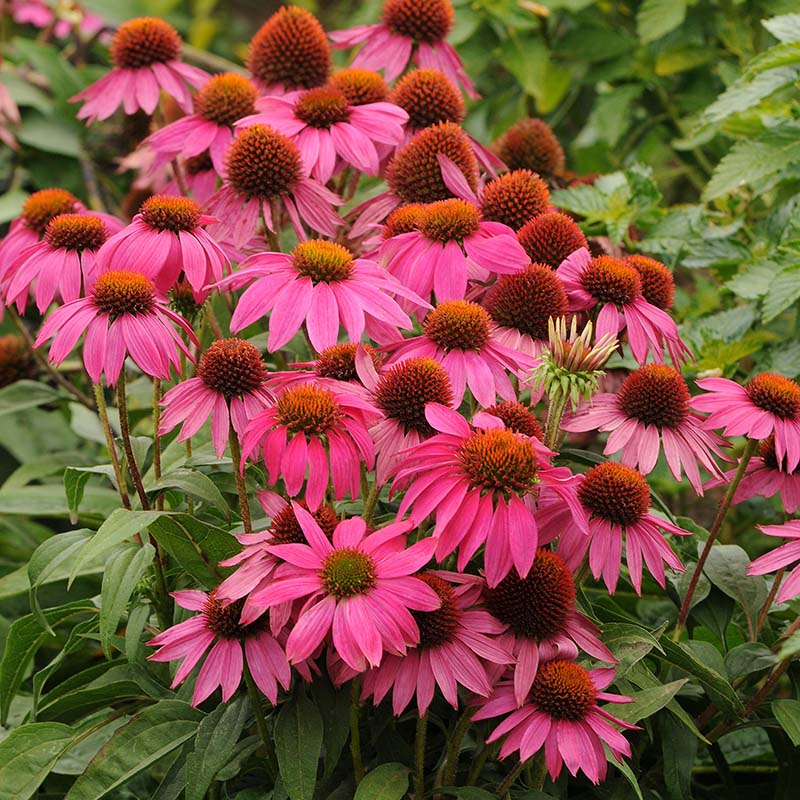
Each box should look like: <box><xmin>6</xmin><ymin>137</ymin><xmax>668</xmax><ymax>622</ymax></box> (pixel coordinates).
<box><xmin>442</xmin><ymin>709</ymin><xmax>473</xmax><ymax>787</ymax></box>
<box><xmin>92</xmin><ymin>382</ymin><xmax>130</xmax><ymax>510</ymax></box>
<box><xmin>466</xmin><ymin>741</ymin><xmax>497</xmax><ymax>785</ymax></box>
<box><xmin>228</xmin><ymin>428</ymin><xmax>252</xmax><ymax>533</ymax></box>
<box><xmin>362</xmin><ymin>480</ymin><xmax>380</xmax><ymax>524</ymax></box>
<box><xmin>543</xmin><ymin>390</ymin><xmax>568</xmax><ymax>451</ymax></box>
<box><xmin>415</xmin><ymin>713</ymin><xmax>428</xmax><ymax>800</ymax></box>
<box><xmin>495</xmin><ymin>761</ymin><xmax>525</xmax><ymax>798</ymax></box>
<box><xmin>675</xmin><ymin>438</ymin><xmax>758</xmax><ymax>634</ymax></box>
<box><xmin>350</xmin><ymin>677</ymin><xmax>365</xmax><ymax>786</ymax></box>
<box><xmin>116</xmin><ymin>370</ymin><xmax>149</xmax><ymax>510</ymax></box>
<box><xmin>152</xmin><ymin>379</ymin><xmax>164</xmax><ymax>511</ymax></box>
<box><xmin>243</xmin><ymin>661</ymin><xmax>278</xmax><ymax>780</ymax></box>
<box><xmin>756</xmin><ymin>567</ymin><xmax>785</xmax><ymax>635</ymax></box>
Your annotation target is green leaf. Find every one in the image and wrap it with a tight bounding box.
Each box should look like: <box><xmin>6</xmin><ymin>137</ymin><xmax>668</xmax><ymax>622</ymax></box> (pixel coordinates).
<box><xmin>773</xmin><ymin>699</ymin><xmax>800</xmax><ymax>746</ymax></box>
<box><xmin>437</xmin><ymin>789</ymin><xmax>495</xmax><ymax>800</ymax></box>
<box><xmin>0</xmin><ymin>600</ymin><xmax>95</xmax><ymax>724</ymax></box>
<box><xmin>0</xmin><ymin>190</ymin><xmax>30</xmax><ymax>224</ymax></box>
<box><xmin>65</xmin><ymin>701</ymin><xmax>203</xmax><ymax>800</ymax></box>
<box><xmin>724</xmin><ymin>643</ymin><xmax>778</xmax><ymax>680</ymax></box>
<box><xmin>185</xmin><ymin>697</ymin><xmax>249</xmax><ymax>800</ymax></box>
<box><xmin>0</xmin><ymin>722</ymin><xmax>74</xmax><ymax>800</ymax></box>
<box><xmin>762</xmin><ymin>263</ymin><xmax>800</xmax><ymax>322</ymax></box>
<box><xmin>274</xmin><ymin>694</ymin><xmax>324</xmax><ymax>800</ymax></box>
<box><xmin>636</xmin><ymin>0</ymin><xmax>687</xmax><ymax>43</ymax></box>
<box><xmin>151</xmin><ymin>468</ymin><xmax>229</xmax><ymax>516</ymax></box>
<box><xmin>65</xmin><ymin>466</ymin><xmax>117</xmax><ymax>525</ymax></box>
<box><xmin>660</xmin><ymin>714</ymin><xmax>696</xmax><ymax>800</ymax></box>
<box><xmin>16</xmin><ymin>112</ymin><xmax>83</xmax><ymax>157</ymax></box>
<box><xmin>602</xmin><ymin>622</ymin><xmax>664</xmax><ymax>678</ymax></box>
<box><xmin>612</xmin><ymin>679</ymin><xmax>687</xmax><ymax>725</ymax></box>
<box><xmin>310</xmin><ymin>676</ymin><xmax>351</xmax><ymax>781</ymax></box>
<box><xmin>746</xmin><ymin>42</ymin><xmax>800</xmax><ymax>75</ymax></box>
<box><xmin>700</xmin><ymin>68</ymin><xmax>800</xmax><ymax>124</ymax></box>
<box><xmin>499</xmin><ymin>36</ymin><xmax>571</xmax><ymax>113</ymax></box>
<box><xmin>605</xmin><ymin>749</ymin><xmax>643</xmax><ymax>800</ymax></box>
<box><xmin>763</xmin><ymin>13</ymin><xmax>800</xmax><ymax>43</ymax></box>
<box><xmin>0</xmin><ymin>380</ymin><xmax>59</xmax><ymax>415</ymax></box>
<box><xmin>353</xmin><ymin>763</ymin><xmax>409</xmax><ymax>800</ymax></box>
<box><xmin>99</xmin><ymin>544</ymin><xmax>155</xmax><ymax>655</ymax></box>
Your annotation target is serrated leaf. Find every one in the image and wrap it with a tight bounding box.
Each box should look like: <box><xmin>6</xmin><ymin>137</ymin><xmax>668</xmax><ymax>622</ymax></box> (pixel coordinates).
<box><xmin>274</xmin><ymin>694</ymin><xmax>323</xmax><ymax>800</ymax></box>
<box><xmin>763</xmin><ymin>13</ymin><xmax>800</xmax><ymax>43</ymax></box>
<box><xmin>726</xmin><ymin>261</ymin><xmax>782</xmax><ymax>299</ymax></box>
<box><xmin>637</xmin><ymin>0</ymin><xmax>687</xmax><ymax>43</ymax></box>
<box><xmin>701</xmin><ymin>67</ymin><xmax>800</xmax><ymax>124</ymax></box>
<box><xmin>0</xmin><ymin>722</ymin><xmax>74</xmax><ymax>800</ymax></box>
<box><xmin>762</xmin><ymin>263</ymin><xmax>800</xmax><ymax>321</ymax></box>
<box><xmin>353</xmin><ymin>763</ymin><xmax>409</xmax><ymax>800</ymax></box>
<box><xmin>746</xmin><ymin>41</ymin><xmax>800</xmax><ymax>75</ymax></box>
<box><xmin>65</xmin><ymin>701</ymin><xmax>203</xmax><ymax>800</ymax></box>
<box><xmin>773</xmin><ymin>699</ymin><xmax>800</xmax><ymax>746</ymax></box>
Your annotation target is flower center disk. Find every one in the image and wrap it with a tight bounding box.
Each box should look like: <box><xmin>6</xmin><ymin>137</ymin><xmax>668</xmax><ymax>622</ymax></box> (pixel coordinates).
<box><xmin>197</xmin><ymin>339</ymin><xmax>268</xmax><ymax>399</ymax></box>
<box><xmin>203</xmin><ymin>595</ymin><xmax>250</xmax><ymax>639</ymax></box>
<box><xmin>92</xmin><ymin>271</ymin><xmax>156</xmax><ymax>319</ymax></box>
<box><xmin>485</xmin><ymin>550</ymin><xmax>575</xmax><ymax>640</ymax></box>
<box><xmin>483</xmin><ymin>401</ymin><xmax>542</xmax><ymax>439</ymax></box>
<box><xmin>745</xmin><ymin>373</ymin><xmax>800</xmax><ymax>420</ymax></box>
<box><xmin>412</xmin><ymin>573</ymin><xmax>460</xmax><ymax>648</ymax></box>
<box><xmin>0</xmin><ymin>334</ymin><xmax>36</xmax><ymax>389</ymax></box>
<box><xmin>45</xmin><ymin>214</ymin><xmax>107</xmax><ymax>251</ymax></box>
<box><xmin>195</xmin><ymin>73</ymin><xmax>258</xmax><ymax>127</ymax></box>
<box><xmin>321</xmin><ymin>547</ymin><xmax>377</xmax><ymax>598</ymax></box>
<box><xmin>517</xmin><ymin>212</ymin><xmax>588</xmax><ymax>269</ymax></box>
<box><xmin>374</xmin><ymin>357</ymin><xmax>454</xmax><ymax>436</ymax></box>
<box><xmin>270</xmin><ymin>502</ymin><xmax>338</xmax><ymax>545</ymax></box>
<box><xmin>315</xmin><ymin>344</ymin><xmax>381</xmax><ymax>381</ymax></box>
<box><xmin>424</xmin><ymin>300</ymin><xmax>491</xmax><ymax>351</ymax></box>
<box><xmin>458</xmin><ymin>429</ymin><xmax>538</xmax><ymax>493</ymax></box>
<box><xmin>276</xmin><ymin>384</ymin><xmax>342</xmax><ymax>434</ymax></box>
<box><xmin>330</xmin><ymin>68</ymin><xmax>388</xmax><ymax>105</ymax></box>
<box><xmin>626</xmin><ymin>255</ymin><xmax>674</xmax><ymax>310</ymax></box>
<box><xmin>22</xmin><ymin>189</ymin><xmax>79</xmax><ymax>234</ymax></box>
<box><xmin>390</xmin><ymin>68</ymin><xmax>464</xmax><ymax>129</ymax></box>
<box><xmin>294</xmin><ymin>87</ymin><xmax>350</xmax><ymax>128</ymax></box>
<box><xmin>292</xmin><ymin>240</ymin><xmax>354</xmax><ymax>283</ymax></box>
<box><xmin>480</xmin><ymin>170</ymin><xmax>551</xmax><ymax>232</ymax></box>
<box><xmin>140</xmin><ymin>195</ymin><xmax>201</xmax><ymax>233</ymax></box>
<box><xmin>617</xmin><ymin>365</ymin><xmax>690</xmax><ymax>429</ymax></box>
<box><xmin>419</xmin><ymin>198</ymin><xmax>480</xmax><ymax>242</ymax></box>
<box><xmin>578</xmin><ymin>462</ymin><xmax>650</xmax><ymax>527</ymax></box>
<box><xmin>111</xmin><ymin>17</ymin><xmax>181</xmax><ymax>70</ymax></box>
<box><xmin>382</xmin><ymin>0</ymin><xmax>454</xmax><ymax>43</ymax></box>
<box><xmin>226</xmin><ymin>125</ymin><xmax>302</xmax><ymax>201</ymax></box>
<box><xmin>530</xmin><ymin>660</ymin><xmax>596</xmax><ymax>721</ymax></box>
<box><xmin>581</xmin><ymin>256</ymin><xmax>641</xmax><ymax>306</ymax></box>
<box><xmin>383</xmin><ymin>204</ymin><xmax>426</xmax><ymax>238</ymax></box>
<box><xmin>493</xmin><ymin>117</ymin><xmax>565</xmax><ymax>179</ymax></box>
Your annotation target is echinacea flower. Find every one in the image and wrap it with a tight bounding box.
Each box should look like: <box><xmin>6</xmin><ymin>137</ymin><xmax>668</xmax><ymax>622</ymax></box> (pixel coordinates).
<box><xmin>249</xmin><ymin>504</ymin><xmax>440</xmax><ymax>671</ymax></box>
<box><xmin>479</xmin><ymin>170</ymin><xmax>551</xmax><ymax>232</ymax></box>
<box><xmin>356</xmin><ymin>352</ymin><xmax>455</xmax><ymax>485</ymax></box>
<box><xmin>0</xmin><ymin>334</ymin><xmax>37</xmax><ymax>388</ymax></box>
<box><xmin>492</xmin><ymin>117</ymin><xmax>565</xmax><ymax>180</ymax></box>
<box><xmin>240</xmin><ymin>382</ymin><xmax>379</xmax><ymax>511</ymax></box>
<box><xmin>330</xmin><ymin>68</ymin><xmax>389</xmax><ymax>105</ymax></box>
<box><xmin>625</xmin><ymin>255</ymin><xmax>675</xmax><ymax>311</ymax></box>
<box><xmin>147</xmin><ymin>589</ymin><xmax>290</xmax><ymax>706</ymax></box>
<box><xmin>34</xmin><ymin>270</ymin><xmax>197</xmax><ymax>385</ymax></box>
<box><xmin>708</xmin><ymin>435</ymin><xmax>800</xmax><ymax>513</ymax></box>
<box><xmin>482</xmin><ymin>263</ymin><xmax>570</xmax><ymax>357</ymax></box>
<box><xmin>159</xmin><ymin>339</ymin><xmax>273</xmax><ymax>457</ymax></box>
<box><xmin>692</xmin><ymin>372</ymin><xmax>800</xmax><ymax>472</ymax></box>
<box><xmin>145</xmin><ymin>73</ymin><xmax>259</xmax><ymax>174</ymax></box>
<box><xmin>569</xmin><ymin>462</ymin><xmax>690</xmax><ymax>594</ymax></box>
<box><xmin>237</xmin><ymin>87</ymin><xmax>408</xmax><ymax>184</ymax></box>
<box><xmin>384</xmin><ymin>300</ymin><xmax>535</xmax><ymax>407</ymax></box>
<box><xmin>246</xmin><ymin>5</ymin><xmax>332</xmax><ymax>94</ymax></box>
<box><xmin>331</xmin><ymin>0</ymin><xmax>477</xmax><ymax>98</ymax></box>
<box><xmin>473</xmin><ymin>661</ymin><xmax>635</xmax><ymax>785</ymax></box>
<box><xmin>562</xmin><ymin>365</ymin><xmax>726</xmax><ymax>494</ymax></box>
<box><xmin>4</xmin><ymin>214</ymin><xmax>109</xmax><ymax>313</ymax></box>
<box><xmin>485</xmin><ymin>549</ymin><xmax>616</xmax><ymax>706</ymax></box>
<box><xmin>557</xmin><ymin>248</ymin><xmax>691</xmax><ymax>367</ymax></box>
<box><xmin>96</xmin><ymin>195</ymin><xmax>228</xmax><ymax>301</ymax></box>
<box><xmin>748</xmin><ymin>521</ymin><xmax>800</xmax><ymax>604</ymax></box>
<box><xmin>71</xmin><ymin>17</ymin><xmax>208</xmax><ymax>123</ymax></box>
<box><xmin>393</xmin><ymin>404</ymin><xmax>586</xmax><ymax>586</ymax></box>
<box><xmin>517</xmin><ymin>211</ymin><xmax>588</xmax><ymax>270</ymax></box>
<box><xmin>206</xmin><ymin>124</ymin><xmax>342</xmax><ymax>249</ymax></box>
<box><xmin>363</xmin><ymin>571</ymin><xmax>512</xmax><ymax>715</ymax></box>
<box><xmin>380</xmin><ymin>198</ymin><xmax>528</xmax><ymax>304</ymax></box>
<box><xmin>481</xmin><ymin>400</ymin><xmax>543</xmax><ymax>440</ymax></box>
<box><xmin>10</xmin><ymin>0</ymin><xmax>106</xmax><ymax>40</ymax></box>
<box><xmin>216</xmin><ymin>240</ymin><xmax>423</xmax><ymax>353</ymax></box>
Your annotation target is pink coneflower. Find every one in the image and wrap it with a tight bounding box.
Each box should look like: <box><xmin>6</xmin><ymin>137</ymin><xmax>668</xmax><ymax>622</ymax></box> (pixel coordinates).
<box><xmin>748</xmin><ymin>521</ymin><xmax>800</xmax><ymax>604</ymax></box>
<box><xmin>240</xmin><ymin>382</ymin><xmax>379</xmax><ymax>511</ymax></box>
<box><xmin>174</xmin><ymin>152</ymin><xmax>219</xmax><ymax>204</ymax></box>
<box><xmin>380</xmin><ymin>198</ymin><xmax>528</xmax><ymax>305</ymax></box>
<box><xmin>356</xmin><ymin>352</ymin><xmax>455</xmax><ymax>485</ymax></box>
<box><xmin>71</xmin><ymin>18</ymin><xmax>208</xmax><ymax>123</ymax></box>
<box><xmin>216</xmin><ymin>240</ymin><xmax>422</xmax><ymax>353</ymax></box>
<box><xmin>34</xmin><ymin>270</ymin><xmax>197</xmax><ymax>385</ymax></box>
<box><xmin>147</xmin><ymin>589</ymin><xmax>291</xmax><ymax>706</ymax></box>
<box><xmin>96</xmin><ymin>195</ymin><xmax>228</xmax><ymax>301</ymax></box>
<box><xmin>11</xmin><ymin>0</ymin><xmax>106</xmax><ymax>40</ymax></box>
<box><xmin>485</xmin><ymin>549</ymin><xmax>616</xmax><ymax>706</ymax></box>
<box><xmin>4</xmin><ymin>214</ymin><xmax>109</xmax><ymax>313</ymax></box>
<box><xmin>145</xmin><ymin>73</ymin><xmax>259</xmax><ymax>174</ymax></box>
<box><xmin>330</xmin><ymin>0</ymin><xmax>477</xmax><ymax>99</ymax></box>
<box><xmin>481</xmin><ymin>401</ymin><xmax>543</xmax><ymax>439</ymax></box>
<box><xmin>557</xmin><ymin>248</ymin><xmax>691</xmax><ymax>367</ymax></box>
<box><xmin>249</xmin><ymin>503</ymin><xmax>440</xmax><ymax>671</ymax></box>
<box><xmin>692</xmin><ymin>372</ymin><xmax>800</xmax><ymax>472</ymax></box>
<box><xmin>237</xmin><ymin>87</ymin><xmax>407</xmax><ymax>184</ymax></box>
<box><xmin>473</xmin><ymin>661</ymin><xmax>635</xmax><ymax>784</ymax></box>
<box><xmin>393</xmin><ymin>404</ymin><xmax>586</xmax><ymax>586</ymax></box>
<box><xmin>573</xmin><ymin>462</ymin><xmax>690</xmax><ymax>594</ymax></box>
<box><xmin>562</xmin><ymin>365</ymin><xmax>726</xmax><ymax>494</ymax></box>
<box><xmin>362</xmin><ymin>571</ymin><xmax>511</xmax><ymax>715</ymax></box>
<box><xmin>159</xmin><ymin>339</ymin><xmax>273</xmax><ymax>457</ymax></box>
<box><xmin>708</xmin><ymin>435</ymin><xmax>800</xmax><ymax>513</ymax></box>
<box><xmin>207</xmin><ymin>124</ymin><xmax>342</xmax><ymax>249</ymax></box>
<box><xmin>383</xmin><ymin>300</ymin><xmax>535</xmax><ymax>407</ymax></box>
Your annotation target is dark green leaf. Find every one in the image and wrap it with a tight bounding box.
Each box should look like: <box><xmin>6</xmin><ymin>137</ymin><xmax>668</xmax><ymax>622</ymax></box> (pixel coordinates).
<box><xmin>724</xmin><ymin>643</ymin><xmax>778</xmax><ymax>680</ymax></box>
<box><xmin>353</xmin><ymin>763</ymin><xmax>409</xmax><ymax>800</ymax></box>
<box><xmin>274</xmin><ymin>694</ymin><xmax>323</xmax><ymax>800</ymax></box>
<box><xmin>612</xmin><ymin>680</ymin><xmax>687</xmax><ymax>725</ymax></box>
<box><xmin>636</xmin><ymin>0</ymin><xmax>687</xmax><ymax>43</ymax></box>
<box><xmin>773</xmin><ymin>699</ymin><xmax>800</xmax><ymax>746</ymax></box>
<box><xmin>150</xmin><ymin>468</ymin><xmax>229</xmax><ymax>516</ymax></box>
<box><xmin>0</xmin><ymin>380</ymin><xmax>59</xmax><ymax>415</ymax></box>
<box><xmin>0</xmin><ymin>722</ymin><xmax>74</xmax><ymax>800</ymax></box>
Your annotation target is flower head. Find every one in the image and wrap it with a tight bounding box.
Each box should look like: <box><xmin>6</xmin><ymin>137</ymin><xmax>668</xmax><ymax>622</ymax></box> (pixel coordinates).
<box><xmin>330</xmin><ymin>68</ymin><xmax>389</xmax><ymax>105</ymax></box>
<box><xmin>389</xmin><ymin>68</ymin><xmax>465</xmax><ymax>130</ymax></box>
<box><xmin>517</xmin><ymin>211</ymin><xmax>588</xmax><ymax>269</ymax></box>
<box><xmin>480</xmin><ymin>170</ymin><xmax>550</xmax><ymax>232</ymax></box>
<box><xmin>71</xmin><ymin>17</ymin><xmax>209</xmax><ymax>122</ymax></box>
<box><xmin>625</xmin><ymin>255</ymin><xmax>675</xmax><ymax>311</ymax></box>
<box><xmin>35</xmin><ymin>270</ymin><xmax>197</xmax><ymax>385</ymax></box>
<box><xmin>248</xmin><ymin>504</ymin><xmax>440</xmax><ymax>671</ymax></box>
<box><xmin>482</xmin><ymin>400</ymin><xmax>542</xmax><ymax>439</ymax></box>
<box><xmin>492</xmin><ymin>117</ymin><xmax>565</xmax><ymax>180</ymax></box>
<box><xmin>147</xmin><ymin>589</ymin><xmax>290</xmax><ymax>706</ymax></box>
<box><xmin>0</xmin><ymin>334</ymin><xmax>37</xmax><ymax>388</ymax></box>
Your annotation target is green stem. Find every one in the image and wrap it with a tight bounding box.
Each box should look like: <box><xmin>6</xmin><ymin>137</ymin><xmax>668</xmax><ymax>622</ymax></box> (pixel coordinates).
<box><xmin>243</xmin><ymin>662</ymin><xmax>278</xmax><ymax>780</ymax></box>
<box><xmin>495</xmin><ymin>761</ymin><xmax>525</xmax><ymax>798</ymax></box>
<box><xmin>362</xmin><ymin>480</ymin><xmax>380</xmax><ymax>524</ymax></box>
<box><xmin>543</xmin><ymin>390</ymin><xmax>568</xmax><ymax>451</ymax></box>
<box><xmin>756</xmin><ymin>567</ymin><xmax>785</xmax><ymax>635</ymax></box>
<box><xmin>93</xmin><ymin>382</ymin><xmax>130</xmax><ymax>510</ymax></box>
<box><xmin>116</xmin><ymin>371</ymin><xmax>149</xmax><ymax>510</ymax></box>
<box><xmin>442</xmin><ymin>709</ymin><xmax>473</xmax><ymax>786</ymax></box>
<box><xmin>350</xmin><ymin>677</ymin><xmax>365</xmax><ymax>785</ymax></box>
<box><xmin>415</xmin><ymin>713</ymin><xmax>428</xmax><ymax>800</ymax></box>
<box><xmin>675</xmin><ymin>438</ymin><xmax>758</xmax><ymax>634</ymax></box>
<box><xmin>228</xmin><ymin>429</ymin><xmax>252</xmax><ymax>533</ymax></box>
<box><xmin>152</xmin><ymin>379</ymin><xmax>164</xmax><ymax>511</ymax></box>
<box><xmin>466</xmin><ymin>741</ymin><xmax>497</xmax><ymax>785</ymax></box>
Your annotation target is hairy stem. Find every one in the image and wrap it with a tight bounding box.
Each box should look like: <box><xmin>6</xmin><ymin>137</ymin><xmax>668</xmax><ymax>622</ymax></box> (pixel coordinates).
<box><xmin>543</xmin><ymin>391</ymin><xmax>569</xmax><ymax>451</ymax></box>
<box><xmin>228</xmin><ymin>428</ymin><xmax>252</xmax><ymax>533</ymax></box>
<box><xmin>415</xmin><ymin>713</ymin><xmax>428</xmax><ymax>800</ymax></box>
<box><xmin>442</xmin><ymin>709</ymin><xmax>473</xmax><ymax>787</ymax></box>
<box><xmin>350</xmin><ymin>677</ymin><xmax>365</xmax><ymax>785</ymax></box>
<box><xmin>92</xmin><ymin>382</ymin><xmax>130</xmax><ymax>510</ymax></box>
<box><xmin>495</xmin><ymin>761</ymin><xmax>525</xmax><ymax>798</ymax></box>
<box><xmin>243</xmin><ymin>662</ymin><xmax>278</xmax><ymax>780</ymax></box>
<box><xmin>116</xmin><ymin>371</ymin><xmax>149</xmax><ymax>510</ymax></box>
